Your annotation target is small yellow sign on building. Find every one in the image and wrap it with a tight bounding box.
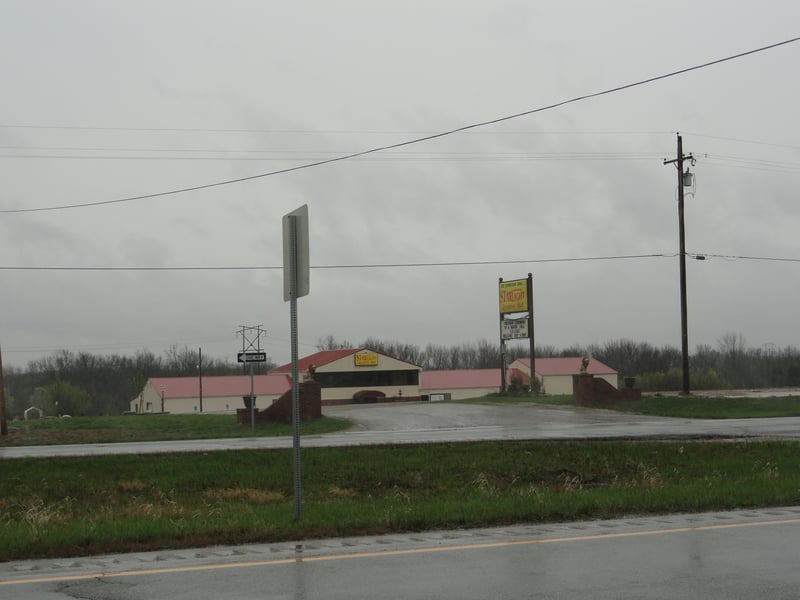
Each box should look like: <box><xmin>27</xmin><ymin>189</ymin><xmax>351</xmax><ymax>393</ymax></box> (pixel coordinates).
<box><xmin>354</xmin><ymin>351</ymin><xmax>379</xmax><ymax>366</ymax></box>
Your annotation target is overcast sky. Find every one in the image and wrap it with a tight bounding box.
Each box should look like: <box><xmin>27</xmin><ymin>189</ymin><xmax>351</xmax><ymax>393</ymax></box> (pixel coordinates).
<box><xmin>1</xmin><ymin>1</ymin><xmax>798</xmax><ymax>369</ymax></box>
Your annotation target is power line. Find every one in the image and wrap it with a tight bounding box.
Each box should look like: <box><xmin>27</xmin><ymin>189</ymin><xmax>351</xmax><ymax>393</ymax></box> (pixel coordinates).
<box><xmin>701</xmin><ymin>155</ymin><xmax>800</xmax><ymax>175</ymax></box>
<box><xmin>685</xmin><ymin>132</ymin><xmax>800</xmax><ymax>151</ymax></box>
<box><xmin>691</xmin><ymin>253</ymin><xmax>800</xmax><ymax>263</ymax></box>
<box><xmin>1</xmin><ymin>333</ymin><xmax>317</xmax><ymax>358</ymax></box>
<box><xmin>0</xmin><ymin>152</ymin><xmax>667</xmax><ymax>162</ymax></box>
<box><xmin>0</xmin><ymin>254</ymin><xmax>667</xmax><ymax>271</ymax></box>
<box><xmin>0</xmin><ymin>125</ymin><xmax>674</xmax><ymax>136</ymax></box>
<box><xmin>2</xmin><ymin>36</ymin><xmax>797</xmax><ymax>215</ymax></box>
<box><xmin>2</xmin><ymin>253</ymin><xmax>798</xmax><ymax>272</ymax></box>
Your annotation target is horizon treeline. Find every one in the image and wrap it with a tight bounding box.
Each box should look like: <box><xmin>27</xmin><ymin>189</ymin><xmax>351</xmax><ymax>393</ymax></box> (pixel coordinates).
<box><xmin>320</xmin><ymin>333</ymin><xmax>800</xmax><ymax>393</ymax></box>
<box><xmin>3</xmin><ymin>334</ymin><xmax>799</xmax><ymax>416</ymax></box>
<box><xmin>2</xmin><ymin>345</ymin><xmax>272</xmax><ymax>418</ymax></box>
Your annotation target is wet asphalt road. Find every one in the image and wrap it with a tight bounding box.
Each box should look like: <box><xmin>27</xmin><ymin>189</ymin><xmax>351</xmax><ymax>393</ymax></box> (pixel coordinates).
<box><xmin>3</xmin><ymin>507</ymin><xmax>800</xmax><ymax>599</ymax></box>
<box><xmin>2</xmin><ymin>401</ymin><xmax>799</xmax><ymax>459</ymax></box>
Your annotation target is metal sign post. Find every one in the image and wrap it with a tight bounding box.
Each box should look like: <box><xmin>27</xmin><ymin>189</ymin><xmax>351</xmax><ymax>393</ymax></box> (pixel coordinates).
<box><xmin>249</xmin><ymin>362</ymin><xmax>255</xmax><ymax>431</ymax></box>
<box><xmin>283</xmin><ymin>204</ymin><xmax>309</xmax><ymax>521</ymax></box>
<box><xmin>236</xmin><ymin>347</ymin><xmax>268</xmax><ymax>432</ymax></box>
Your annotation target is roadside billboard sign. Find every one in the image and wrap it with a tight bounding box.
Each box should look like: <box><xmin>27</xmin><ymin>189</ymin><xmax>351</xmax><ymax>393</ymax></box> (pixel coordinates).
<box><xmin>499</xmin><ymin>278</ymin><xmax>528</xmax><ymax>314</ymax></box>
<box><xmin>501</xmin><ymin>317</ymin><xmax>529</xmax><ymax>340</ymax></box>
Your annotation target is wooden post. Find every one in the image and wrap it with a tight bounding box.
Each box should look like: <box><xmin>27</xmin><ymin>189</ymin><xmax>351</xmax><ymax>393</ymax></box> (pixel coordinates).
<box><xmin>0</xmin><ymin>346</ymin><xmax>8</xmax><ymax>436</ymax></box>
<box><xmin>527</xmin><ymin>273</ymin><xmax>535</xmax><ymax>393</ymax></box>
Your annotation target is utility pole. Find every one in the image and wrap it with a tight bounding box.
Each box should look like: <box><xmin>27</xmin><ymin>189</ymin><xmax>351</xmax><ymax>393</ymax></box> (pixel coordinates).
<box><xmin>0</xmin><ymin>345</ymin><xmax>8</xmax><ymax>436</ymax></box>
<box><xmin>527</xmin><ymin>273</ymin><xmax>535</xmax><ymax>393</ymax></box>
<box><xmin>198</xmin><ymin>347</ymin><xmax>203</xmax><ymax>413</ymax></box>
<box><xmin>664</xmin><ymin>133</ymin><xmax>695</xmax><ymax>395</ymax></box>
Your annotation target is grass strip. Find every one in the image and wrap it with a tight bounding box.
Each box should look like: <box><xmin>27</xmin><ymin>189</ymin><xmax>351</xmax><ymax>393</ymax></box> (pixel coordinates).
<box><xmin>465</xmin><ymin>394</ymin><xmax>800</xmax><ymax>418</ymax></box>
<box><xmin>0</xmin><ymin>415</ymin><xmax>350</xmax><ymax>447</ymax></box>
<box><xmin>1</xmin><ymin>439</ymin><xmax>799</xmax><ymax>561</ymax></box>
<box><xmin>607</xmin><ymin>394</ymin><xmax>800</xmax><ymax>418</ymax></box>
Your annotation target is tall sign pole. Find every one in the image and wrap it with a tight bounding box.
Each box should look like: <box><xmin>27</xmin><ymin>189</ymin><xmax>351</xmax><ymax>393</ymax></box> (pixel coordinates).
<box><xmin>237</xmin><ymin>347</ymin><xmax>267</xmax><ymax>430</ymax></box>
<box><xmin>236</xmin><ymin>325</ymin><xmax>267</xmax><ymax>429</ymax></box>
<box><xmin>250</xmin><ymin>361</ymin><xmax>255</xmax><ymax>431</ymax></box>
<box><xmin>283</xmin><ymin>204</ymin><xmax>309</xmax><ymax>521</ymax></box>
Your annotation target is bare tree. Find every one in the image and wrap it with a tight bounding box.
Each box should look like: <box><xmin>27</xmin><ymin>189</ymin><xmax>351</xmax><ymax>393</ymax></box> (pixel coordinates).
<box><xmin>316</xmin><ymin>335</ymin><xmax>353</xmax><ymax>351</ymax></box>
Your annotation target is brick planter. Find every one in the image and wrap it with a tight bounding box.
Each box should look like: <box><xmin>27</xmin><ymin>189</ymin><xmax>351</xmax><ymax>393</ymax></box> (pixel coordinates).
<box><xmin>237</xmin><ymin>381</ymin><xmax>322</xmax><ymax>425</ymax></box>
<box><xmin>573</xmin><ymin>374</ymin><xmax>641</xmax><ymax>406</ymax></box>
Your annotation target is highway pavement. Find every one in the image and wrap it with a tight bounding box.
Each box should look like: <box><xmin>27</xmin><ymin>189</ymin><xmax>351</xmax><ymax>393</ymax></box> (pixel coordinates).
<box><xmin>2</xmin><ymin>506</ymin><xmax>799</xmax><ymax>598</ymax></box>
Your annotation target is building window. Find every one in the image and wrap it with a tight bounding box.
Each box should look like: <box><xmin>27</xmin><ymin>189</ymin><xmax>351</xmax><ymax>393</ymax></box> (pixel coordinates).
<box><xmin>316</xmin><ymin>370</ymin><xmax>419</xmax><ymax>388</ymax></box>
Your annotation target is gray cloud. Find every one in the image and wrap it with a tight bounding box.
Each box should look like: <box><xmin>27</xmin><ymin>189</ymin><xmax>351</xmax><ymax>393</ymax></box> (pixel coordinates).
<box><xmin>1</xmin><ymin>1</ymin><xmax>798</xmax><ymax>367</ymax></box>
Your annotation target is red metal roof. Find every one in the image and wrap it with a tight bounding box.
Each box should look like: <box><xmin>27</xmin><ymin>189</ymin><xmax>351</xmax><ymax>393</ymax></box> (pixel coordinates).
<box><xmin>513</xmin><ymin>357</ymin><xmax>616</xmax><ymax>376</ymax></box>
<box><xmin>147</xmin><ymin>374</ymin><xmax>291</xmax><ymax>398</ymax></box>
<box><xmin>420</xmin><ymin>369</ymin><xmax>504</xmax><ymax>390</ymax></box>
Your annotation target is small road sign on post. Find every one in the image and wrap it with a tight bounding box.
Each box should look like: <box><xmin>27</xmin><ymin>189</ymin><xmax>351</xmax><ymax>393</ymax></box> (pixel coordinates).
<box><xmin>237</xmin><ymin>352</ymin><xmax>267</xmax><ymax>363</ymax></box>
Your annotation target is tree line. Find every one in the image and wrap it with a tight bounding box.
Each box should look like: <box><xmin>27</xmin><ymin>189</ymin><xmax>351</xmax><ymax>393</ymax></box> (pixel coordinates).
<box><xmin>3</xmin><ymin>334</ymin><xmax>798</xmax><ymax>417</ymax></box>
<box><xmin>319</xmin><ymin>334</ymin><xmax>800</xmax><ymax>392</ymax></box>
<box><xmin>2</xmin><ymin>345</ymin><xmax>275</xmax><ymax>418</ymax></box>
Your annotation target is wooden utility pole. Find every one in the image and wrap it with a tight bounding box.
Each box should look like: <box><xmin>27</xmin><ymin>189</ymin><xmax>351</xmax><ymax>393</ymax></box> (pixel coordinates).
<box><xmin>527</xmin><ymin>273</ymin><xmax>535</xmax><ymax>392</ymax></box>
<box><xmin>499</xmin><ymin>277</ymin><xmax>507</xmax><ymax>392</ymax></box>
<box><xmin>664</xmin><ymin>133</ymin><xmax>694</xmax><ymax>395</ymax></box>
<box><xmin>0</xmin><ymin>346</ymin><xmax>8</xmax><ymax>436</ymax></box>
<box><xmin>198</xmin><ymin>347</ymin><xmax>203</xmax><ymax>413</ymax></box>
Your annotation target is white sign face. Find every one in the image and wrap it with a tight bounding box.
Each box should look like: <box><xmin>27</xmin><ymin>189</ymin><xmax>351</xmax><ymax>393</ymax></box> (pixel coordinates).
<box><xmin>282</xmin><ymin>204</ymin><xmax>310</xmax><ymax>301</ymax></box>
<box><xmin>501</xmin><ymin>317</ymin><xmax>529</xmax><ymax>340</ymax></box>
<box><xmin>237</xmin><ymin>352</ymin><xmax>267</xmax><ymax>363</ymax></box>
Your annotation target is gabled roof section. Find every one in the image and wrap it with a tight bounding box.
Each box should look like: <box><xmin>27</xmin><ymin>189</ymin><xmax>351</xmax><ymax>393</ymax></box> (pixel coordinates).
<box><xmin>421</xmin><ymin>369</ymin><xmax>503</xmax><ymax>390</ymax></box>
<box><xmin>270</xmin><ymin>348</ymin><xmax>363</xmax><ymax>373</ymax></box>
<box><xmin>512</xmin><ymin>357</ymin><xmax>616</xmax><ymax>376</ymax></box>
<box><xmin>147</xmin><ymin>374</ymin><xmax>291</xmax><ymax>398</ymax></box>
<box><xmin>270</xmin><ymin>348</ymin><xmax>422</xmax><ymax>373</ymax></box>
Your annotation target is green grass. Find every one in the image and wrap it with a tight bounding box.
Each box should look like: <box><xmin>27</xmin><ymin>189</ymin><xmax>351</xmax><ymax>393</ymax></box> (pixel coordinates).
<box><xmin>0</xmin><ymin>414</ymin><xmax>351</xmax><ymax>447</ymax></box>
<box><xmin>1</xmin><ymin>439</ymin><xmax>798</xmax><ymax>560</ymax></box>
<box><xmin>456</xmin><ymin>394</ymin><xmax>574</xmax><ymax>405</ymax></box>
<box><xmin>607</xmin><ymin>395</ymin><xmax>800</xmax><ymax>418</ymax></box>
<box><xmin>463</xmin><ymin>393</ymin><xmax>800</xmax><ymax>418</ymax></box>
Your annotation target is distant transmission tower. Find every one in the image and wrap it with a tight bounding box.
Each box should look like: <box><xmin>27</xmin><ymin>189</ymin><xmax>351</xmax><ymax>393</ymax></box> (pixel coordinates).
<box><xmin>237</xmin><ymin>325</ymin><xmax>266</xmax><ymax>373</ymax></box>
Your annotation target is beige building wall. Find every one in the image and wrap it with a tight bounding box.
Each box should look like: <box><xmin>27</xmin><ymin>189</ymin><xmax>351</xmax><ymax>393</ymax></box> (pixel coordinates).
<box><xmin>540</xmin><ymin>375</ymin><xmax>571</xmax><ymax>396</ymax></box>
<box><xmin>318</xmin><ymin>351</ymin><xmax>422</xmax><ymax>403</ymax></box>
<box><xmin>321</xmin><ymin>384</ymin><xmax>420</xmax><ymax>403</ymax></box>
<box><xmin>131</xmin><ymin>387</ymin><xmax>283</xmax><ymax>415</ymax></box>
<box><xmin>132</xmin><ymin>385</ymin><xmax>164</xmax><ymax>413</ymax></box>
<box><xmin>541</xmin><ymin>374</ymin><xmax>618</xmax><ymax>395</ymax></box>
<box><xmin>422</xmin><ymin>387</ymin><xmax>498</xmax><ymax>401</ymax></box>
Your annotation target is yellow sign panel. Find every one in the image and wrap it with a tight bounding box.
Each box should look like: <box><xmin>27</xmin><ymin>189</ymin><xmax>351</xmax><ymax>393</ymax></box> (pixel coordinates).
<box><xmin>354</xmin><ymin>352</ymin><xmax>379</xmax><ymax>367</ymax></box>
<box><xmin>499</xmin><ymin>279</ymin><xmax>528</xmax><ymax>314</ymax></box>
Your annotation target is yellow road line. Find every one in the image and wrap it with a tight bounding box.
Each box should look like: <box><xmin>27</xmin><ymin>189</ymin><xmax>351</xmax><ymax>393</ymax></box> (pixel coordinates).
<box><xmin>3</xmin><ymin>517</ymin><xmax>799</xmax><ymax>587</ymax></box>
